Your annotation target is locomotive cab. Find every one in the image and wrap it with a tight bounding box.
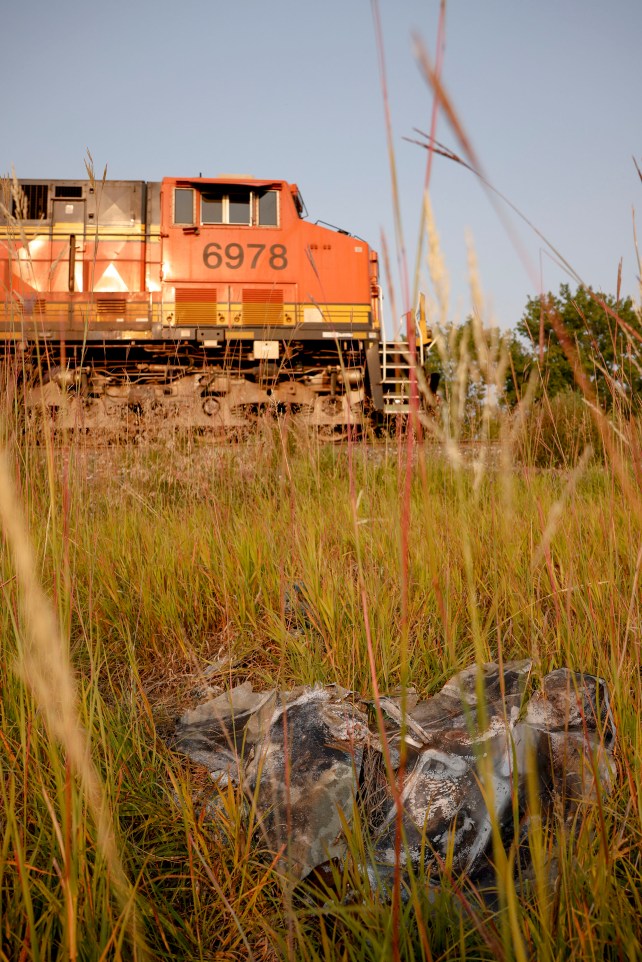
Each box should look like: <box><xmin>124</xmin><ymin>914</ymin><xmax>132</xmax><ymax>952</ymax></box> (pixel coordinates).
<box><xmin>158</xmin><ymin>175</ymin><xmax>378</xmax><ymax>340</ymax></box>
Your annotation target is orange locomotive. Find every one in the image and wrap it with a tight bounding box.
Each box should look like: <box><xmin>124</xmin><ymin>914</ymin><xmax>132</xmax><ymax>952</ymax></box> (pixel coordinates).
<box><xmin>0</xmin><ymin>174</ymin><xmax>427</xmax><ymax>434</ymax></box>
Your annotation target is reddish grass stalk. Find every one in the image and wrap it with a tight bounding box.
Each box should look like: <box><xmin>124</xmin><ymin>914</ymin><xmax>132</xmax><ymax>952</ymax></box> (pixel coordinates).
<box><xmin>372</xmin><ymin>0</ymin><xmax>410</xmax><ymax>320</ymax></box>
<box><xmin>373</xmin><ymin>3</ymin><xmax>449</xmax><ymax>953</ymax></box>
<box><xmin>421</xmin><ymin>0</ymin><xmax>447</xmax><ymax>195</ymax></box>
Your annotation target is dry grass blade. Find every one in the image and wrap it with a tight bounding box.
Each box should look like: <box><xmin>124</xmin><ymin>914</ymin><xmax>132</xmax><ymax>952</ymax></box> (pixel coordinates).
<box><xmin>0</xmin><ymin>443</ymin><xmax>149</xmax><ymax>960</ymax></box>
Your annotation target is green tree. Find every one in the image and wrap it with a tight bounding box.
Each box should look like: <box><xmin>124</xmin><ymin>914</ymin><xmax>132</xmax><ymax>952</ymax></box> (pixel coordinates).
<box><xmin>427</xmin><ymin>316</ymin><xmax>520</xmax><ymax>436</ymax></box>
<box><xmin>515</xmin><ymin>284</ymin><xmax>642</xmax><ymax>408</ymax></box>
<box><xmin>503</xmin><ymin>331</ymin><xmax>533</xmax><ymax>407</ymax></box>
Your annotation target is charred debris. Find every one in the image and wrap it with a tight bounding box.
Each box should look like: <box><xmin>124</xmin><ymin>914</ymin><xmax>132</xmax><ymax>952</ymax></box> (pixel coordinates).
<box><xmin>169</xmin><ymin>659</ymin><xmax>616</xmax><ymax>900</ymax></box>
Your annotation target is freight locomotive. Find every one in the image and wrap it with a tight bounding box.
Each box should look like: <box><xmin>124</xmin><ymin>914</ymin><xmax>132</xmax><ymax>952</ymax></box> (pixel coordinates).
<box><xmin>0</xmin><ymin>174</ymin><xmax>433</xmax><ymax>436</ymax></box>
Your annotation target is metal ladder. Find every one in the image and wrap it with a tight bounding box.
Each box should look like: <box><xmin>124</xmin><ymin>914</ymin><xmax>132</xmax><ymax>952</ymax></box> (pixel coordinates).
<box><xmin>379</xmin><ymin>314</ymin><xmax>427</xmax><ymax>414</ymax></box>
<box><xmin>378</xmin><ymin>342</ymin><xmax>415</xmax><ymax>414</ymax></box>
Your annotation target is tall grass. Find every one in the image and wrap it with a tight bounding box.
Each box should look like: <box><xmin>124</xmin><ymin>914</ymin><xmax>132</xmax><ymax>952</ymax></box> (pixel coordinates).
<box><xmin>1</xmin><ymin>403</ymin><xmax>641</xmax><ymax>958</ymax></box>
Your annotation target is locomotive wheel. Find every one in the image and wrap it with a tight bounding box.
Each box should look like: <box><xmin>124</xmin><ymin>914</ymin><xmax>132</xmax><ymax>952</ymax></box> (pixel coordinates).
<box><xmin>202</xmin><ymin>396</ymin><xmax>220</xmax><ymax>417</ymax></box>
<box><xmin>314</xmin><ymin>424</ymin><xmax>351</xmax><ymax>442</ymax></box>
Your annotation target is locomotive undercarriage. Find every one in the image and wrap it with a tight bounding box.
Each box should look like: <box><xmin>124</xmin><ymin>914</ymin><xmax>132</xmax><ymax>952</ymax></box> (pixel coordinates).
<box><xmin>13</xmin><ymin>339</ymin><xmax>371</xmax><ymax>440</ymax></box>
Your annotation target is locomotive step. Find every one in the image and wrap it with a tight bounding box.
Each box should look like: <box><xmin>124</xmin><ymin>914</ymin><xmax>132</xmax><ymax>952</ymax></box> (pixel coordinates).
<box><xmin>382</xmin><ymin>392</ymin><xmax>420</xmax><ymax>401</ymax></box>
<box><xmin>382</xmin><ymin>394</ymin><xmax>419</xmax><ymax>401</ymax></box>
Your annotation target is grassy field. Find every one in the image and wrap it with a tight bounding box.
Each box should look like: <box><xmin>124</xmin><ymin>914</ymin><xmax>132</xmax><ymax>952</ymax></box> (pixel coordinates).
<box><xmin>0</xmin><ymin>401</ymin><xmax>641</xmax><ymax>960</ymax></box>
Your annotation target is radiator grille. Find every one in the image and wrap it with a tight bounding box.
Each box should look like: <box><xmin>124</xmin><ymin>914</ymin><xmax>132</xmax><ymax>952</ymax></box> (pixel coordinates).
<box><xmin>175</xmin><ymin>287</ymin><xmax>217</xmax><ymax>325</ymax></box>
<box><xmin>22</xmin><ymin>297</ymin><xmax>47</xmax><ymax>318</ymax></box>
<box><xmin>12</xmin><ymin>184</ymin><xmax>48</xmax><ymax>220</ymax></box>
<box><xmin>97</xmin><ymin>297</ymin><xmax>127</xmax><ymax>320</ymax></box>
<box><xmin>242</xmin><ymin>288</ymin><xmax>284</xmax><ymax>326</ymax></box>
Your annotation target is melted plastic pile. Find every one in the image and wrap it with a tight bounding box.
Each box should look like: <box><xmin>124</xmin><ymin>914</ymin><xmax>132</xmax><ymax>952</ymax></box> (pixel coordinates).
<box><xmin>173</xmin><ymin>661</ymin><xmax>616</xmax><ymax>886</ymax></box>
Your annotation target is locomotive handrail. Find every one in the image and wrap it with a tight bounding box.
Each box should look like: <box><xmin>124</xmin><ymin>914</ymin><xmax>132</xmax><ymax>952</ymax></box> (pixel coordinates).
<box><xmin>313</xmin><ymin>220</ymin><xmax>351</xmax><ymax>236</ymax></box>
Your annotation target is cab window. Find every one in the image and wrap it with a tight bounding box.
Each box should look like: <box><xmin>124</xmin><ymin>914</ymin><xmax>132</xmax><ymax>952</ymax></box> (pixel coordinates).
<box><xmin>228</xmin><ymin>188</ymin><xmax>251</xmax><ymax>225</ymax></box>
<box><xmin>177</xmin><ymin>185</ymin><xmax>280</xmax><ymax>227</ymax></box>
<box><xmin>201</xmin><ymin>189</ymin><xmax>224</xmax><ymax>224</ymax></box>
<box><xmin>257</xmin><ymin>190</ymin><xmax>278</xmax><ymax>226</ymax></box>
<box><xmin>174</xmin><ymin>188</ymin><xmax>194</xmax><ymax>225</ymax></box>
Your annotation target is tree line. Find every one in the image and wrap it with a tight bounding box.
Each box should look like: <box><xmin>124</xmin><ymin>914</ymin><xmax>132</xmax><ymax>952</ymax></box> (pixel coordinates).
<box><xmin>429</xmin><ymin>283</ymin><xmax>642</xmax><ymax>414</ymax></box>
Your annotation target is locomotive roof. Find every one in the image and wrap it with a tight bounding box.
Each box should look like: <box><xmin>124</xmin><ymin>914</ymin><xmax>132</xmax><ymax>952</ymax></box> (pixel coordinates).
<box><xmin>10</xmin><ymin>177</ymin><xmax>287</xmax><ymax>187</ymax></box>
<box><xmin>169</xmin><ymin>176</ymin><xmax>286</xmax><ymax>188</ymax></box>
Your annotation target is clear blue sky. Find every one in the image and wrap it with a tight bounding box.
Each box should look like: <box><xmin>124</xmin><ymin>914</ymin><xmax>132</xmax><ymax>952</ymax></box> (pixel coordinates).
<box><xmin>3</xmin><ymin>0</ymin><xmax>641</xmax><ymax>332</ymax></box>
